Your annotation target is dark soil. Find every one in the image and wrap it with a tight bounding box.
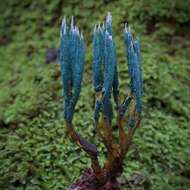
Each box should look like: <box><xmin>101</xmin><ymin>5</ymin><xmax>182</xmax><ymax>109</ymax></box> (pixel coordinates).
<box><xmin>69</xmin><ymin>169</ymin><xmax>119</xmax><ymax>190</ymax></box>
<box><xmin>68</xmin><ymin>169</ymin><xmax>150</xmax><ymax>190</ymax></box>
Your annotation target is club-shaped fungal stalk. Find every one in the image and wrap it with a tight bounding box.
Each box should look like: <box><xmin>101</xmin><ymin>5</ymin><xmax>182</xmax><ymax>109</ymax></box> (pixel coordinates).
<box><xmin>60</xmin><ymin>16</ymin><xmax>104</xmax><ymax>182</ymax></box>
<box><xmin>60</xmin><ymin>13</ymin><xmax>142</xmax><ymax>187</ymax></box>
<box><xmin>92</xmin><ymin>13</ymin><xmax>142</xmax><ymax>177</ymax></box>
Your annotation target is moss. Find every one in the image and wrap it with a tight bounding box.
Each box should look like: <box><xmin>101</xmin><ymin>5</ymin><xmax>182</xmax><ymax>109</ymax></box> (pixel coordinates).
<box><xmin>0</xmin><ymin>1</ymin><xmax>190</xmax><ymax>189</ymax></box>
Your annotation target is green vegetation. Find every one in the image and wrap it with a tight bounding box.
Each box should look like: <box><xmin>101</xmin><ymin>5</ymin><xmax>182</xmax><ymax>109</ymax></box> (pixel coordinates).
<box><xmin>0</xmin><ymin>0</ymin><xmax>190</xmax><ymax>189</ymax></box>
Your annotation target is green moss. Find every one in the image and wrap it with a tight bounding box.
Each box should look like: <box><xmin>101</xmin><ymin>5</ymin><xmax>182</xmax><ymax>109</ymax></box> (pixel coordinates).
<box><xmin>0</xmin><ymin>1</ymin><xmax>190</xmax><ymax>189</ymax></box>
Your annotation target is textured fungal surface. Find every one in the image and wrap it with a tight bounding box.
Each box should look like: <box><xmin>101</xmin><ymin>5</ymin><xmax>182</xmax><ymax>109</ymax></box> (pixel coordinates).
<box><xmin>0</xmin><ymin>1</ymin><xmax>189</xmax><ymax>190</ymax></box>
<box><xmin>60</xmin><ymin>16</ymin><xmax>85</xmax><ymax>122</ymax></box>
<box><xmin>59</xmin><ymin>13</ymin><xmax>143</xmax><ymax>190</ymax></box>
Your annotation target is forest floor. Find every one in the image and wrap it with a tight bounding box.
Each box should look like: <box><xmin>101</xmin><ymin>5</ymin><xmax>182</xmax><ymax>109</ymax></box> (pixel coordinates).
<box><xmin>0</xmin><ymin>1</ymin><xmax>190</xmax><ymax>190</ymax></box>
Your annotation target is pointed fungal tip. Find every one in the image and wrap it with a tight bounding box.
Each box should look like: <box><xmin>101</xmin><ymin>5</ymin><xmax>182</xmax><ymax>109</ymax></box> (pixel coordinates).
<box><xmin>74</xmin><ymin>26</ymin><xmax>79</xmax><ymax>36</ymax></box>
<box><xmin>60</xmin><ymin>16</ymin><xmax>67</xmax><ymax>36</ymax></box>
<box><xmin>71</xmin><ymin>16</ymin><xmax>74</xmax><ymax>31</ymax></box>
<box><xmin>98</xmin><ymin>22</ymin><xmax>101</xmax><ymax>31</ymax></box>
<box><xmin>94</xmin><ymin>24</ymin><xmax>97</xmax><ymax>33</ymax></box>
<box><xmin>124</xmin><ymin>23</ymin><xmax>128</xmax><ymax>31</ymax></box>
<box><xmin>61</xmin><ymin>16</ymin><xmax>66</xmax><ymax>25</ymax></box>
<box><xmin>80</xmin><ymin>31</ymin><xmax>84</xmax><ymax>39</ymax></box>
<box><xmin>106</xmin><ymin>12</ymin><xmax>112</xmax><ymax>24</ymax></box>
<box><xmin>71</xmin><ymin>16</ymin><xmax>74</xmax><ymax>23</ymax></box>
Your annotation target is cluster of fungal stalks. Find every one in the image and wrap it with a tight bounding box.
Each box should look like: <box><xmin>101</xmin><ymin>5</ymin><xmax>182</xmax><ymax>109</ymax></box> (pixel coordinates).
<box><xmin>60</xmin><ymin>13</ymin><xmax>142</xmax><ymax>188</ymax></box>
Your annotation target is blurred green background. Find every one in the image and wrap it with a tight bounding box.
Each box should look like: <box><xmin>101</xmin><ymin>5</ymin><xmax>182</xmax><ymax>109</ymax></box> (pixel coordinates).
<box><xmin>0</xmin><ymin>0</ymin><xmax>190</xmax><ymax>189</ymax></box>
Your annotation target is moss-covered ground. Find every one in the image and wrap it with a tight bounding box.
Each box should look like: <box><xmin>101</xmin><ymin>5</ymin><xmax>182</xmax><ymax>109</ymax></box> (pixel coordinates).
<box><xmin>0</xmin><ymin>1</ymin><xmax>190</xmax><ymax>189</ymax></box>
